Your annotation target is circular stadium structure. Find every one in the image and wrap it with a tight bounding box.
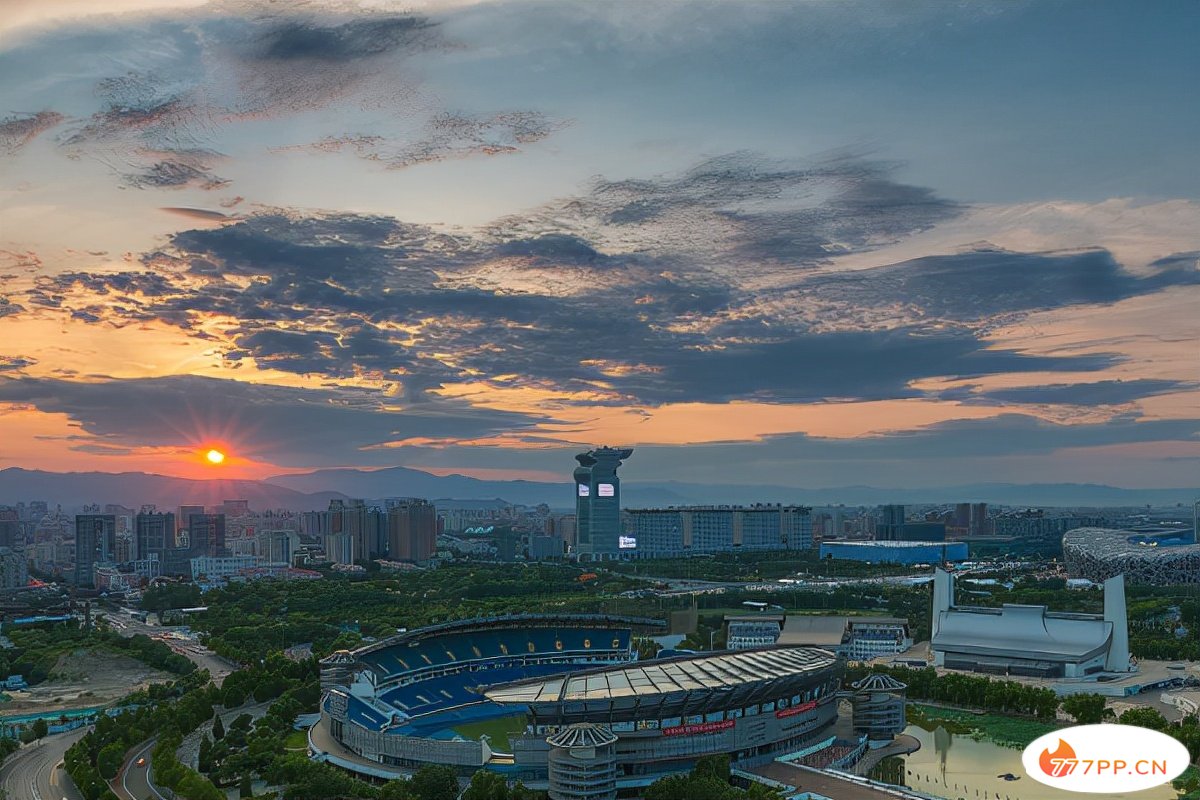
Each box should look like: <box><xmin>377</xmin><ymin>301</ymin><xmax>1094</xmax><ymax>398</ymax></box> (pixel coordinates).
<box><xmin>315</xmin><ymin>614</ymin><xmax>842</xmax><ymax>793</ymax></box>
<box><xmin>1063</xmin><ymin>527</ymin><xmax>1200</xmax><ymax>585</ymax></box>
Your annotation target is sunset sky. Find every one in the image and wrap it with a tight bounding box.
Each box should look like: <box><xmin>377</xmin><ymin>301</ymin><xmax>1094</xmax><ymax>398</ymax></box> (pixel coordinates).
<box><xmin>1</xmin><ymin>0</ymin><xmax>1197</xmax><ymax>488</ymax></box>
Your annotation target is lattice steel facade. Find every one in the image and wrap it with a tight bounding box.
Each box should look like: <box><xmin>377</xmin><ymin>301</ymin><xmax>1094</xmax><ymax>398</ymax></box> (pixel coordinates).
<box><xmin>1063</xmin><ymin>527</ymin><xmax>1200</xmax><ymax>585</ymax></box>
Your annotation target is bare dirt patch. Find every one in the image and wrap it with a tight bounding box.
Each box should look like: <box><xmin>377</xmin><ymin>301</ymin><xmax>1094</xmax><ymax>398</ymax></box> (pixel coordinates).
<box><xmin>0</xmin><ymin>647</ymin><xmax>175</xmax><ymax>715</ymax></box>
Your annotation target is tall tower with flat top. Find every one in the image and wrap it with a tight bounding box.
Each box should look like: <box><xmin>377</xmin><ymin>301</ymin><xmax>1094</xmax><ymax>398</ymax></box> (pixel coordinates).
<box><xmin>573</xmin><ymin>447</ymin><xmax>633</xmax><ymax>560</ymax></box>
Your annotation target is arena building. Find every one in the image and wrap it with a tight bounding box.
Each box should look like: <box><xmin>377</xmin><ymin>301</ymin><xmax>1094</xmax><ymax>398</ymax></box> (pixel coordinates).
<box><xmin>315</xmin><ymin>614</ymin><xmax>843</xmax><ymax>793</ymax></box>
<box><xmin>1063</xmin><ymin>527</ymin><xmax>1200</xmax><ymax>585</ymax></box>
<box><xmin>931</xmin><ymin>568</ymin><xmax>1131</xmax><ymax>678</ymax></box>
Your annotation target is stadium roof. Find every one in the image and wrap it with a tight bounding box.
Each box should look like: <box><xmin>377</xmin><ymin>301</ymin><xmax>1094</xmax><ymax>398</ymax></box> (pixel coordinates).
<box><xmin>1063</xmin><ymin>527</ymin><xmax>1200</xmax><ymax>561</ymax></box>
<box><xmin>852</xmin><ymin>674</ymin><xmax>907</xmax><ymax>692</ymax></box>
<box><xmin>933</xmin><ymin>605</ymin><xmax>1112</xmax><ymax>661</ymax></box>
<box><xmin>546</xmin><ymin>723</ymin><xmax>618</xmax><ymax>748</ymax></box>
<box><xmin>484</xmin><ymin>647</ymin><xmax>835</xmax><ymax>705</ymax></box>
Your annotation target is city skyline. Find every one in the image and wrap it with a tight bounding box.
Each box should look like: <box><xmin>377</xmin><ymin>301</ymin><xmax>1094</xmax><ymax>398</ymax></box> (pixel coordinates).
<box><xmin>1</xmin><ymin>1</ymin><xmax>1198</xmax><ymax>489</ymax></box>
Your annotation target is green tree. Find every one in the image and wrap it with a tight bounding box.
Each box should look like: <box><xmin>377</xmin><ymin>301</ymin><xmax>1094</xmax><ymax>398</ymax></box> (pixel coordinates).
<box><xmin>96</xmin><ymin>742</ymin><xmax>125</xmax><ymax>780</ymax></box>
<box><xmin>1062</xmin><ymin>693</ymin><xmax>1111</xmax><ymax>724</ymax></box>
<box><xmin>380</xmin><ymin>779</ymin><xmax>416</xmax><ymax>800</ymax></box>
<box><xmin>408</xmin><ymin>764</ymin><xmax>459</xmax><ymax>800</ymax></box>
<box><xmin>1119</xmin><ymin>706</ymin><xmax>1168</xmax><ymax>731</ymax></box>
<box><xmin>213</xmin><ymin>714</ymin><xmax>226</xmax><ymax>741</ymax></box>
<box><xmin>30</xmin><ymin>718</ymin><xmax>48</xmax><ymax>742</ymax></box>
<box><xmin>198</xmin><ymin>735</ymin><xmax>214</xmax><ymax>773</ymax></box>
<box><xmin>461</xmin><ymin>771</ymin><xmax>511</xmax><ymax>800</ymax></box>
<box><xmin>693</xmin><ymin>755</ymin><xmax>731</xmax><ymax>783</ymax></box>
<box><xmin>633</xmin><ymin>637</ymin><xmax>660</xmax><ymax>660</ymax></box>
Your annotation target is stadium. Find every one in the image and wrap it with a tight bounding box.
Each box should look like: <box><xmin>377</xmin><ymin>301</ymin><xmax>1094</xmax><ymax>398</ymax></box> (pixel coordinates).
<box><xmin>1063</xmin><ymin>527</ymin><xmax>1200</xmax><ymax>585</ymax></box>
<box><xmin>314</xmin><ymin>614</ymin><xmax>843</xmax><ymax>795</ymax></box>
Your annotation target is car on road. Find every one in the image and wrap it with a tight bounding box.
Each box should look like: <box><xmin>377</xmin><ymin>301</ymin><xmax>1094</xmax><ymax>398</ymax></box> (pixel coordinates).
<box><xmin>136</xmin><ymin>757</ymin><xmax>146</xmax><ymax>767</ymax></box>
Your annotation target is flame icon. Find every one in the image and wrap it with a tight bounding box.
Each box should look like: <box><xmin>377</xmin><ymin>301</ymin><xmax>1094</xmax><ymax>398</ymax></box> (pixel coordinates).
<box><xmin>1039</xmin><ymin>739</ymin><xmax>1078</xmax><ymax>777</ymax></box>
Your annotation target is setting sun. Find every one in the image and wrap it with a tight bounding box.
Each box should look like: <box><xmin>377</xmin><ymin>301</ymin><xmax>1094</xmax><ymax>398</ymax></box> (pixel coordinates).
<box><xmin>205</xmin><ymin>449</ymin><xmax>226</xmax><ymax>465</ymax></box>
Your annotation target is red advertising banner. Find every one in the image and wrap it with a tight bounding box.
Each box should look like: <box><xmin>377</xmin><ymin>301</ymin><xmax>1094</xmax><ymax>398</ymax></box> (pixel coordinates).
<box><xmin>661</xmin><ymin>719</ymin><xmax>736</xmax><ymax>737</ymax></box>
<box><xmin>775</xmin><ymin>700</ymin><xmax>818</xmax><ymax>719</ymax></box>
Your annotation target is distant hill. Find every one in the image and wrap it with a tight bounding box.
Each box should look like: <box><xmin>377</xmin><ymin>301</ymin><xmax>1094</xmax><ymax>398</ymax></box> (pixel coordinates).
<box><xmin>266</xmin><ymin>467</ymin><xmax>1197</xmax><ymax>509</ymax></box>
<box><xmin>0</xmin><ymin>468</ymin><xmax>346</xmax><ymax>512</ymax></box>
<box><xmin>261</xmin><ymin>465</ymin><xmax>696</xmax><ymax>508</ymax></box>
<box><xmin>1</xmin><ymin>465</ymin><xmax>1194</xmax><ymax>513</ymax></box>
<box><xmin>624</xmin><ymin>481</ymin><xmax>1200</xmax><ymax>509</ymax></box>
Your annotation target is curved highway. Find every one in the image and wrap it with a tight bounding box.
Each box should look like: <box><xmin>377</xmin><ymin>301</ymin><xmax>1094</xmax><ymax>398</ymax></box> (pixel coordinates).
<box><xmin>0</xmin><ymin>727</ymin><xmax>87</xmax><ymax>800</ymax></box>
<box><xmin>114</xmin><ymin>738</ymin><xmax>166</xmax><ymax>800</ymax></box>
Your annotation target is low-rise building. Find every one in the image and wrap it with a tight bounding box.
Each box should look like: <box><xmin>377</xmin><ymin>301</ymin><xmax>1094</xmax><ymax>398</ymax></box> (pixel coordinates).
<box><xmin>191</xmin><ymin>554</ymin><xmax>263</xmax><ymax>582</ymax></box>
<box><xmin>725</xmin><ymin>614</ymin><xmax>912</xmax><ymax>660</ymax></box>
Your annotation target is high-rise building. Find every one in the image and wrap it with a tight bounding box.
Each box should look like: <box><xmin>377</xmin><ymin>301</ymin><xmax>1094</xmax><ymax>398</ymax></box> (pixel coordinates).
<box><xmin>326</xmin><ymin>499</ymin><xmax>385</xmax><ymax>561</ymax></box>
<box><xmin>258</xmin><ymin>529</ymin><xmax>300</xmax><ymax>565</ymax></box>
<box><xmin>874</xmin><ymin>504</ymin><xmax>906</xmax><ymax>540</ymax></box>
<box><xmin>177</xmin><ymin>505</ymin><xmax>205</xmax><ymax>535</ymax></box>
<box><xmin>969</xmin><ymin>503</ymin><xmax>990</xmax><ymax>537</ymax></box>
<box><xmin>629</xmin><ymin>505</ymin><xmax>813</xmax><ymax>557</ymax></box>
<box><xmin>74</xmin><ymin>514</ymin><xmax>117</xmax><ymax>587</ymax></box>
<box><xmin>953</xmin><ymin>503</ymin><xmax>971</xmax><ymax>531</ymax></box>
<box><xmin>324</xmin><ymin>532</ymin><xmax>356</xmax><ymax>565</ymax></box>
<box><xmin>187</xmin><ymin>513</ymin><xmax>227</xmax><ymax>558</ymax></box>
<box><xmin>386</xmin><ymin>499</ymin><xmax>437</xmax><ymax>562</ymax></box>
<box><xmin>573</xmin><ymin>447</ymin><xmax>633</xmax><ymax>560</ymax></box>
<box><xmin>546</xmin><ymin>515</ymin><xmax>577</xmax><ymax>549</ymax></box>
<box><xmin>134</xmin><ymin>509</ymin><xmax>175</xmax><ymax>564</ymax></box>
<box><xmin>0</xmin><ymin>506</ymin><xmax>19</xmax><ymax>550</ymax></box>
<box><xmin>528</xmin><ymin>534</ymin><xmax>564</xmax><ymax>561</ymax></box>
<box><xmin>222</xmin><ymin>499</ymin><xmax>250</xmax><ymax>517</ymax></box>
<box><xmin>0</xmin><ymin>547</ymin><xmax>27</xmax><ymax>592</ymax></box>
<box><xmin>830</xmin><ymin>508</ymin><xmax>845</xmax><ymax>538</ymax></box>
<box><xmin>909</xmin><ymin>522</ymin><xmax>946</xmax><ymax>541</ymax></box>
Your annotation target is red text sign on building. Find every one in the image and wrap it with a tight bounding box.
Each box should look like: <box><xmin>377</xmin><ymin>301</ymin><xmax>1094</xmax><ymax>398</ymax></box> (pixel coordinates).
<box><xmin>661</xmin><ymin>719</ymin><xmax>736</xmax><ymax>737</ymax></box>
<box><xmin>775</xmin><ymin>700</ymin><xmax>818</xmax><ymax>719</ymax></box>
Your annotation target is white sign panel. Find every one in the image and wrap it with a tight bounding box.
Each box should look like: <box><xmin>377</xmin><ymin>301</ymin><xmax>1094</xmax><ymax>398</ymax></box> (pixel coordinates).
<box><xmin>1021</xmin><ymin>724</ymin><xmax>1190</xmax><ymax>794</ymax></box>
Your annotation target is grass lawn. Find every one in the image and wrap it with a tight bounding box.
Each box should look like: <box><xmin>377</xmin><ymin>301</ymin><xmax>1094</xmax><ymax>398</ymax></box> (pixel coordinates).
<box><xmin>284</xmin><ymin>729</ymin><xmax>308</xmax><ymax>750</ymax></box>
<box><xmin>908</xmin><ymin>703</ymin><xmax>1061</xmax><ymax>749</ymax></box>
<box><xmin>451</xmin><ymin>714</ymin><xmax>527</xmax><ymax>745</ymax></box>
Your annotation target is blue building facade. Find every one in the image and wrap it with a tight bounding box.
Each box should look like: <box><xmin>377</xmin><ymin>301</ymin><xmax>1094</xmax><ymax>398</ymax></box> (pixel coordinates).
<box><xmin>819</xmin><ymin>540</ymin><xmax>968</xmax><ymax>565</ymax></box>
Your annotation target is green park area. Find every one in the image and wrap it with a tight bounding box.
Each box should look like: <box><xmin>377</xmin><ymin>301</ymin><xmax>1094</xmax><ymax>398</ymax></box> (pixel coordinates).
<box><xmin>907</xmin><ymin>703</ymin><xmax>1061</xmax><ymax>749</ymax></box>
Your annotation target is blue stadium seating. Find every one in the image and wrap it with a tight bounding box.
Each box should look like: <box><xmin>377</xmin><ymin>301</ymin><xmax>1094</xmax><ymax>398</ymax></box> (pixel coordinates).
<box><xmin>359</xmin><ymin>627</ymin><xmax>631</xmax><ymax>685</ymax></box>
<box><xmin>345</xmin><ymin>624</ymin><xmax>634</xmax><ymax>741</ymax></box>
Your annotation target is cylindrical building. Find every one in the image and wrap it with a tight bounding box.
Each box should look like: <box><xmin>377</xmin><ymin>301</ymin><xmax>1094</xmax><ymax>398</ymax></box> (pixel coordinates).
<box><xmin>850</xmin><ymin>673</ymin><xmax>907</xmax><ymax>746</ymax></box>
<box><xmin>546</xmin><ymin>724</ymin><xmax>618</xmax><ymax>800</ymax></box>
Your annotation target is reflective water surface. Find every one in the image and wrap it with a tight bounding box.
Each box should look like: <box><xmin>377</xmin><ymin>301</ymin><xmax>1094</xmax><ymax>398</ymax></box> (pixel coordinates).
<box><xmin>897</xmin><ymin>723</ymin><xmax>1178</xmax><ymax>800</ymax></box>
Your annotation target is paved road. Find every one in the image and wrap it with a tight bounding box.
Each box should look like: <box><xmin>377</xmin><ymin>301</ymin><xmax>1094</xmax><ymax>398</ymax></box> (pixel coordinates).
<box><xmin>114</xmin><ymin>738</ymin><xmax>166</xmax><ymax>800</ymax></box>
<box><xmin>106</xmin><ymin>611</ymin><xmax>237</xmax><ymax>686</ymax></box>
<box><xmin>0</xmin><ymin>727</ymin><xmax>87</xmax><ymax>800</ymax></box>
